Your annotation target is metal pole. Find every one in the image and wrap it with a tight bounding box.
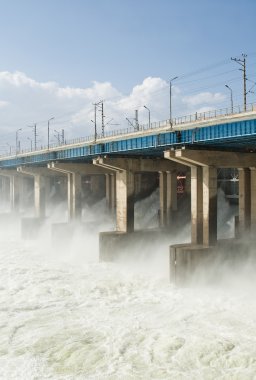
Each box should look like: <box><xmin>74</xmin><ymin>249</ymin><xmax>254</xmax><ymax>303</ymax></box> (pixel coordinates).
<box><xmin>16</xmin><ymin>128</ymin><xmax>22</xmax><ymax>154</ymax></box>
<box><xmin>101</xmin><ymin>101</ymin><xmax>105</xmax><ymax>137</ymax></box>
<box><xmin>231</xmin><ymin>54</ymin><xmax>247</xmax><ymax>112</ymax></box>
<box><xmin>16</xmin><ymin>132</ymin><xmax>18</xmax><ymax>154</ymax></box>
<box><xmin>225</xmin><ymin>85</ymin><xmax>233</xmax><ymax>113</ymax></box>
<box><xmin>169</xmin><ymin>76</ymin><xmax>178</xmax><ymax>129</ymax></box>
<box><xmin>34</xmin><ymin>123</ymin><xmax>37</xmax><ymax>150</ymax></box>
<box><xmin>231</xmin><ymin>88</ymin><xmax>234</xmax><ymax>113</ymax></box>
<box><xmin>48</xmin><ymin>117</ymin><xmax>54</xmax><ymax>150</ymax></box>
<box><xmin>144</xmin><ymin>105</ymin><xmax>151</xmax><ymax>128</ymax></box>
<box><xmin>94</xmin><ymin>103</ymin><xmax>97</xmax><ymax>141</ymax></box>
<box><xmin>243</xmin><ymin>56</ymin><xmax>247</xmax><ymax>112</ymax></box>
<box><xmin>61</xmin><ymin>129</ymin><xmax>64</xmax><ymax>144</ymax></box>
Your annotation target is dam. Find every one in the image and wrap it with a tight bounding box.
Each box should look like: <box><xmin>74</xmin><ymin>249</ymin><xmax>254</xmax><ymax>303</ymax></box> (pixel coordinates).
<box><xmin>1</xmin><ymin>103</ymin><xmax>256</xmax><ymax>283</ymax></box>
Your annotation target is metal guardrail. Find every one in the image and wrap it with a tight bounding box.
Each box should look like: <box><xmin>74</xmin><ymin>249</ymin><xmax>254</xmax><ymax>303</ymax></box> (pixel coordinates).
<box><xmin>1</xmin><ymin>102</ymin><xmax>256</xmax><ymax>158</ymax></box>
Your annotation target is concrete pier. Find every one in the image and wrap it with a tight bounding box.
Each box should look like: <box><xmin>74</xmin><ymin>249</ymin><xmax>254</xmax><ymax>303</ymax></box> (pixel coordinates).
<box><xmin>93</xmin><ymin>157</ymin><xmax>180</xmax><ymax>258</ymax></box>
<box><xmin>165</xmin><ymin>148</ymin><xmax>256</xmax><ymax>283</ymax></box>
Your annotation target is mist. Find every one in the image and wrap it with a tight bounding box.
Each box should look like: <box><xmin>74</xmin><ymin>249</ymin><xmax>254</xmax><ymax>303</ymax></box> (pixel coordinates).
<box><xmin>3</xmin><ymin>185</ymin><xmax>256</xmax><ymax>379</ymax></box>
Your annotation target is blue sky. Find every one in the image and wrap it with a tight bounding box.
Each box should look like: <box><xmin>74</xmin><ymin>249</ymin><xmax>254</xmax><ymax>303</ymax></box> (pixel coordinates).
<box><xmin>0</xmin><ymin>0</ymin><xmax>256</xmax><ymax>150</ymax></box>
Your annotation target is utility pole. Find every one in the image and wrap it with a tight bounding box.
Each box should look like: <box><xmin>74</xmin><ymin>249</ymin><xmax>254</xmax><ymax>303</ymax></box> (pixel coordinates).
<box><xmin>144</xmin><ymin>105</ymin><xmax>151</xmax><ymax>128</ymax></box>
<box><xmin>47</xmin><ymin>117</ymin><xmax>54</xmax><ymax>150</ymax></box>
<box><xmin>28</xmin><ymin>124</ymin><xmax>38</xmax><ymax>150</ymax></box>
<box><xmin>61</xmin><ymin>129</ymin><xmax>65</xmax><ymax>144</ymax></box>
<box><xmin>135</xmin><ymin>110</ymin><xmax>139</xmax><ymax>131</ymax></box>
<box><xmin>101</xmin><ymin>101</ymin><xmax>105</xmax><ymax>137</ymax></box>
<box><xmin>92</xmin><ymin>100</ymin><xmax>105</xmax><ymax>139</ymax></box>
<box><xmin>170</xmin><ymin>76</ymin><xmax>178</xmax><ymax>128</ymax></box>
<box><xmin>231</xmin><ymin>54</ymin><xmax>247</xmax><ymax>111</ymax></box>
<box><xmin>33</xmin><ymin>124</ymin><xmax>37</xmax><ymax>150</ymax></box>
<box><xmin>16</xmin><ymin>128</ymin><xmax>22</xmax><ymax>154</ymax></box>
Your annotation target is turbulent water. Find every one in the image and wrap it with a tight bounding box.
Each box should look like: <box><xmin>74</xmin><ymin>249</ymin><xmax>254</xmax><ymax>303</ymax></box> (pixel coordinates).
<box><xmin>3</xmin><ymin>195</ymin><xmax>256</xmax><ymax>379</ymax></box>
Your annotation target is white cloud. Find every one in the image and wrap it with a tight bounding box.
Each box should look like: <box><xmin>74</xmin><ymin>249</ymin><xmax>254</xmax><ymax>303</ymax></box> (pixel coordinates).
<box><xmin>0</xmin><ymin>71</ymin><xmax>228</xmax><ymax>151</ymax></box>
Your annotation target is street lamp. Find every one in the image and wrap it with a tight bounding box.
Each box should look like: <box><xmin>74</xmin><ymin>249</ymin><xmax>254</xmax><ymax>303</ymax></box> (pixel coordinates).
<box><xmin>144</xmin><ymin>105</ymin><xmax>151</xmax><ymax>129</ymax></box>
<box><xmin>225</xmin><ymin>84</ymin><xmax>234</xmax><ymax>113</ymax></box>
<box><xmin>48</xmin><ymin>117</ymin><xmax>54</xmax><ymax>150</ymax></box>
<box><xmin>170</xmin><ymin>76</ymin><xmax>178</xmax><ymax>128</ymax></box>
<box><xmin>16</xmin><ymin>128</ymin><xmax>22</xmax><ymax>154</ymax></box>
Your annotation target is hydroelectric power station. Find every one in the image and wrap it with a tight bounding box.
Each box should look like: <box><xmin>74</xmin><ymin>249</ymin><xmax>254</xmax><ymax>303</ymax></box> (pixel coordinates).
<box><xmin>1</xmin><ymin>104</ymin><xmax>256</xmax><ymax>284</ymax></box>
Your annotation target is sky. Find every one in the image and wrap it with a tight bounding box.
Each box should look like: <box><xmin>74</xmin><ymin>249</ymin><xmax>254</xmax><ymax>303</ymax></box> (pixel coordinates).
<box><xmin>0</xmin><ymin>0</ymin><xmax>256</xmax><ymax>152</ymax></box>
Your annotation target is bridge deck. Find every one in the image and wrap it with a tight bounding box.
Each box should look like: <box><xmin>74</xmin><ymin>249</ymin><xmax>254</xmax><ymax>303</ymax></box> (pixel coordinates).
<box><xmin>1</xmin><ymin>109</ymin><xmax>256</xmax><ymax>168</ymax></box>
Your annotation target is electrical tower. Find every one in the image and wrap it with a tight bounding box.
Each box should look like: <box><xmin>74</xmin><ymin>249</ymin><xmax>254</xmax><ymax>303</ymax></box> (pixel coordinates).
<box><xmin>92</xmin><ymin>100</ymin><xmax>105</xmax><ymax>140</ymax></box>
<box><xmin>231</xmin><ymin>54</ymin><xmax>247</xmax><ymax>111</ymax></box>
<box><xmin>135</xmin><ymin>110</ymin><xmax>139</xmax><ymax>131</ymax></box>
<box><xmin>28</xmin><ymin>124</ymin><xmax>38</xmax><ymax>150</ymax></box>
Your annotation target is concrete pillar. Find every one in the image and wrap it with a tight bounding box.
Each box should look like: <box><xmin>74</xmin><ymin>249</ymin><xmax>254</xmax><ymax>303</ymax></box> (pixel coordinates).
<box><xmin>34</xmin><ymin>175</ymin><xmax>46</xmax><ymax>218</ymax></box>
<box><xmin>116</xmin><ymin>170</ymin><xmax>134</xmax><ymax>232</ymax></box>
<box><xmin>159</xmin><ymin>171</ymin><xmax>167</xmax><ymax>227</ymax></box>
<box><xmin>21</xmin><ymin>176</ymin><xmax>35</xmax><ymax>212</ymax></box>
<box><xmin>185</xmin><ymin>170</ymin><xmax>191</xmax><ymax>195</ymax></box>
<box><xmin>203</xmin><ymin>166</ymin><xmax>217</xmax><ymax>246</ymax></box>
<box><xmin>105</xmin><ymin>173</ymin><xmax>116</xmax><ymax>212</ymax></box>
<box><xmin>67</xmin><ymin>172</ymin><xmax>82</xmax><ymax>220</ymax></box>
<box><xmin>0</xmin><ymin>176</ymin><xmax>9</xmax><ymax>204</ymax></box>
<box><xmin>44</xmin><ymin>176</ymin><xmax>51</xmax><ymax>204</ymax></box>
<box><xmin>10</xmin><ymin>175</ymin><xmax>20</xmax><ymax>212</ymax></box>
<box><xmin>191</xmin><ymin>166</ymin><xmax>203</xmax><ymax>244</ymax></box>
<box><xmin>159</xmin><ymin>171</ymin><xmax>178</xmax><ymax>228</ymax></box>
<box><xmin>250</xmin><ymin>168</ymin><xmax>256</xmax><ymax>235</ymax></box>
<box><xmin>167</xmin><ymin>171</ymin><xmax>177</xmax><ymax>224</ymax></box>
<box><xmin>238</xmin><ymin>168</ymin><xmax>251</xmax><ymax>234</ymax></box>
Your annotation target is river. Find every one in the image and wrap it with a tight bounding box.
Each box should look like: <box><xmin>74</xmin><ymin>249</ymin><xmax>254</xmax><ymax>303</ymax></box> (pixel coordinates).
<box><xmin>2</xmin><ymin>194</ymin><xmax>256</xmax><ymax>379</ymax></box>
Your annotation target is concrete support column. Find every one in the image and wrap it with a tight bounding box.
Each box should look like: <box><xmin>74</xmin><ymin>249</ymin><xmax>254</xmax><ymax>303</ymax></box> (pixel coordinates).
<box><xmin>159</xmin><ymin>171</ymin><xmax>177</xmax><ymax>227</ymax></box>
<box><xmin>116</xmin><ymin>170</ymin><xmax>134</xmax><ymax>232</ymax></box>
<box><xmin>250</xmin><ymin>168</ymin><xmax>256</xmax><ymax>234</ymax></box>
<box><xmin>19</xmin><ymin>177</ymin><xmax>30</xmax><ymax>210</ymax></box>
<box><xmin>167</xmin><ymin>171</ymin><xmax>177</xmax><ymax>225</ymax></box>
<box><xmin>159</xmin><ymin>171</ymin><xmax>167</xmax><ymax>227</ymax></box>
<box><xmin>67</xmin><ymin>172</ymin><xmax>82</xmax><ymax>221</ymax></box>
<box><xmin>238</xmin><ymin>168</ymin><xmax>251</xmax><ymax>234</ymax></box>
<box><xmin>0</xmin><ymin>176</ymin><xmax>10</xmax><ymax>203</ymax></box>
<box><xmin>191</xmin><ymin>166</ymin><xmax>203</xmax><ymax>244</ymax></box>
<box><xmin>34</xmin><ymin>175</ymin><xmax>46</xmax><ymax>218</ymax></box>
<box><xmin>10</xmin><ymin>175</ymin><xmax>20</xmax><ymax>212</ymax></box>
<box><xmin>105</xmin><ymin>173</ymin><xmax>116</xmax><ymax>212</ymax></box>
<box><xmin>203</xmin><ymin>166</ymin><xmax>217</xmax><ymax>246</ymax></box>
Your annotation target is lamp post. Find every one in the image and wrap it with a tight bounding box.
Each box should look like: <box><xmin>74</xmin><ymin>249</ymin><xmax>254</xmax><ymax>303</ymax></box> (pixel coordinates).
<box><xmin>144</xmin><ymin>105</ymin><xmax>151</xmax><ymax>129</ymax></box>
<box><xmin>170</xmin><ymin>76</ymin><xmax>178</xmax><ymax>128</ymax></box>
<box><xmin>48</xmin><ymin>117</ymin><xmax>54</xmax><ymax>150</ymax></box>
<box><xmin>225</xmin><ymin>84</ymin><xmax>233</xmax><ymax>113</ymax></box>
<box><xmin>16</xmin><ymin>128</ymin><xmax>22</xmax><ymax>154</ymax></box>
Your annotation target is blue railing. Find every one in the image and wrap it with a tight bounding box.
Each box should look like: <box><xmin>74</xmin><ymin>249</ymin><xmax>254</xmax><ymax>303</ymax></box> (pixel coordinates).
<box><xmin>1</xmin><ymin>117</ymin><xmax>256</xmax><ymax>168</ymax></box>
<box><xmin>1</xmin><ymin>102</ymin><xmax>255</xmax><ymax>159</ymax></box>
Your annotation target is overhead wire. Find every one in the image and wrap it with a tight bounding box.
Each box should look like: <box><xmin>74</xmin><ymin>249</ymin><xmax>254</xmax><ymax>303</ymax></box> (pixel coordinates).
<box><xmin>1</xmin><ymin>52</ymin><xmax>256</xmax><ymax>140</ymax></box>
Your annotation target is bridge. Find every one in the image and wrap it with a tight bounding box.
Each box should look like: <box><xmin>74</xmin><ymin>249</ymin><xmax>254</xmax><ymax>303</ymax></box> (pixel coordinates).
<box><xmin>1</xmin><ymin>103</ymin><xmax>256</xmax><ymax>283</ymax></box>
